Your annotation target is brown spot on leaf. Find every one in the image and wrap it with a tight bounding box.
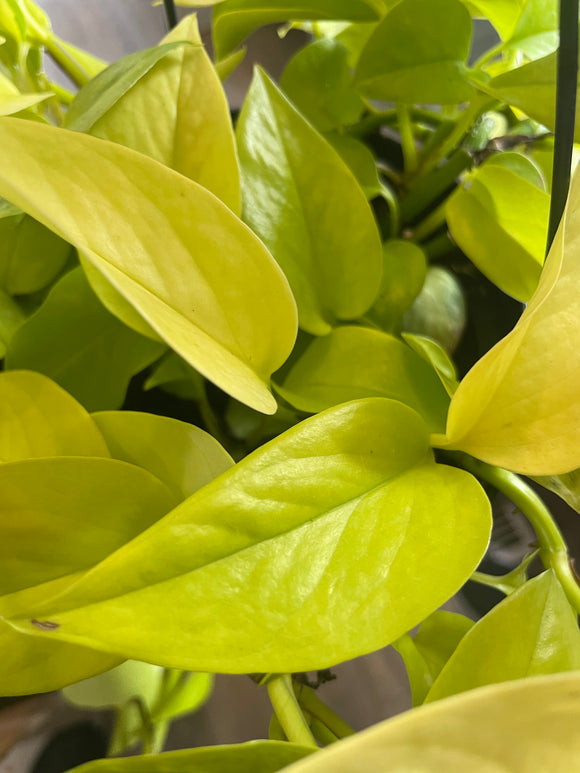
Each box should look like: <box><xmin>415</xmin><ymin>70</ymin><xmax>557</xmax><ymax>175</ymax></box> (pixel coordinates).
<box><xmin>30</xmin><ymin>619</ymin><xmax>60</xmax><ymax>631</ymax></box>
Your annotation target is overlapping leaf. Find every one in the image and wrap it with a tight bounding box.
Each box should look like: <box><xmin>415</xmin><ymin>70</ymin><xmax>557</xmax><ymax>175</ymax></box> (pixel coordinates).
<box><xmin>278</xmin><ymin>326</ymin><xmax>450</xmax><ymax>432</ymax></box>
<box><xmin>236</xmin><ymin>69</ymin><xmax>382</xmax><ymax>335</ymax></box>
<box><xmin>7</xmin><ymin>399</ymin><xmax>490</xmax><ymax>673</ymax></box>
<box><xmin>446</xmin><ymin>159</ymin><xmax>549</xmax><ymax>301</ymax></box>
<box><xmin>282</xmin><ymin>673</ymin><xmax>580</xmax><ymax>772</ymax></box>
<box><xmin>355</xmin><ymin>0</ymin><xmax>474</xmax><ymax>104</ymax></box>
<box><xmin>426</xmin><ymin>572</ymin><xmax>580</xmax><ymax>701</ymax></box>
<box><xmin>0</xmin><ymin>118</ymin><xmax>298</xmax><ymax>414</ymax></box>
<box><xmin>212</xmin><ymin>0</ymin><xmax>385</xmax><ymax>60</ymax></box>
<box><xmin>434</xmin><ymin>165</ymin><xmax>580</xmax><ymax>474</ymax></box>
<box><xmin>6</xmin><ymin>269</ymin><xmax>165</xmax><ymax>411</ymax></box>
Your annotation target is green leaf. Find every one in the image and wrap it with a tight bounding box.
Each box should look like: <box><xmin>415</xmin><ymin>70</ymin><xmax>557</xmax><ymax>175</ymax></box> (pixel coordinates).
<box><xmin>367</xmin><ymin>240</ymin><xmax>427</xmax><ymax>330</ymax></box>
<box><xmin>0</xmin><ymin>286</ymin><xmax>25</xmax><ymax>357</ymax></box>
<box><xmin>0</xmin><ymin>117</ymin><xmax>298</xmax><ymax>415</ymax></box>
<box><xmin>533</xmin><ymin>469</ymin><xmax>580</xmax><ymax>514</ymax></box>
<box><xmin>92</xmin><ymin>410</ymin><xmax>233</xmax><ymax>501</ymax></box>
<box><xmin>462</xmin><ymin>0</ymin><xmax>523</xmax><ymax>39</ymax></box>
<box><xmin>6</xmin><ymin>268</ymin><xmax>165</xmax><ymax>411</ymax></box>
<box><xmin>0</xmin><ymin>456</ymin><xmax>177</xmax><ymax>595</ymax></box>
<box><xmin>144</xmin><ymin>351</ymin><xmax>205</xmax><ymax>401</ymax></box>
<box><xmin>278</xmin><ymin>673</ymin><xmax>580</xmax><ymax>772</ymax></box>
<box><xmin>0</xmin><ymin>211</ymin><xmax>71</xmax><ymax>295</ymax></box>
<box><xmin>63</xmin><ymin>660</ymin><xmax>164</xmax><ymax>710</ymax></box>
<box><xmin>402</xmin><ymin>334</ymin><xmax>459</xmax><ymax>397</ymax></box>
<box><xmin>280</xmin><ymin>38</ymin><xmax>364</xmax><ymax>132</ymax></box>
<box><xmin>153</xmin><ymin>671</ymin><xmax>213</xmax><ymax>724</ymax></box>
<box><xmin>236</xmin><ymin>68</ymin><xmax>382</xmax><ymax>335</ymax></box>
<box><xmin>8</xmin><ymin>399</ymin><xmax>491</xmax><ymax>673</ymax></box>
<box><xmin>323</xmin><ymin>134</ymin><xmax>384</xmax><ymax>200</ymax></box>
<box><xmin>426</xmin><ymin>572</ymin><xmax>580</xmax><ymax>702</ymax></box>
<box><xmin>501</xmin><ymin>0</ymin><xmax>558</xmax><ymax>59</ymax></box>
<box><xmin>477</xmin><ymin>52</ymin><xmax>580</xmax><ymax>141</ymax></box>
<box><xmin>0</xmin><ymin>90</ymin><xmax>52</xmax><ymax>115</ymax></box>
<box><xmin>435</xmin><ymin>165</ymin><xmax>580</xmax><ymax>474</ymax></box>
<box><xmin>212</xmin><ymin>0</ymin><xmax>384</xmax><ymax>59</ymax></box>
<box><xmin>278</xmin><ymin>326</ymin><xmax>450</xmax><ymax>433</ymax></box>
<box><xmin>446</xmin><ymin>161</ymin><xmax>549</xmax><ymax>301</ymax></box>
<box><xmin>355</xmin><ymin>0</ymin><xmax>474</xmax><ymax>104</ymax></box>
<box><xmin>394</xmin><ymin>611</ymin><xmax>473</xmax><ymax>705</ymax></box>
<box><xmin>64</xmin><ymin>42</ymin><xmax>189</xmax><ymax>134</ymax></box>
<box><xmin>401</xmin><ymin>267</ymin><xmax>466</xmax><ymax>355</ymax></box>
<box><xmin>52</xmin><ymin>37</ymin><xmax>107</xmax><ymax>79</ymax></box>
<box><xmin>68</xmin><ymin>741</ymin><xmax>313</xmax><ymax>773</ymax></box>
<box><xmin>0</xmin><ymin>370</ymin><xmax>109</xmax><ymax>462</ymax></box>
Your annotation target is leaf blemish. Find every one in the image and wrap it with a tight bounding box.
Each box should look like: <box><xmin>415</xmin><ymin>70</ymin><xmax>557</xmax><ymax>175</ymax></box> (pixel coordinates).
<box><xmin>31</xmin><ymin>618</ymin><xmax>60</xmax><ymax>631</ymax></box>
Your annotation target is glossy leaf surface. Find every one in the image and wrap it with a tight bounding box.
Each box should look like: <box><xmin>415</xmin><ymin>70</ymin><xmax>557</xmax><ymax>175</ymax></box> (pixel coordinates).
<box><xmin>0</xmin><ymin>370</ymin><xmax>109</xmax><ymax>462</ymax></box>
<box><xmin>10</xmin><ymin>400</ymin><xmax>490</xmax><ymax>673</ymax></box>
<box><xmin>0</xmin><ymin>118</ymin><xmax>298</xmax><ymax>414</ymax></box>
<box><xmin>0</xmin><ymin>287</ymin><xmax>24</xmax><ymax>357</ymax></box>
<box><xmin>501</xmin><ymin>0</ymin><xmax>558</xmax><ymax>59</ymax></box>
<box><xmin>212</xmin><ymin>0</ymin><xmax>384</xmax><ymax>59</ymax></box>
<box><xmin>70</xmin><ymin>742</ymin><xmax>313</xmax><ymax>773</ymax></box>
<box><xmin>278</xmin><ymin>326</ymin><xmax>450</xmax><ymax>432</ymax></box>
<box><xmin>462</xmin><ymin>0</ymin><xmax>523</xmax><ymax>39</ymax></box>
<box><xmin>0</xmin><ymin>457</ymin><xmax>177</xmax><ymax>594</ymax></box>
<box><xmin>280</xmin><ymin>38</ymin><xmax>363</xmax><ymax>132</ymax></box>
<box><xmin>437</xmin><ymin>165</ymin><xmax>580</xmax><ymax>474</ymax></box>
<box><xmin>355</xmin><ymin>0</ymin><xmax>473</xmax><ymax>104</ymax></box>
<box><xmin>426</xmin><ymin>572</ymin><xmax>580</xmax><ymax>701</ymax></box>
<box><xmin>402</xmin><ymin>334</ymin><xmax>459</xmax><ymax>397</ymax></box>
<box><xmin>92</xmin><ymin>411</ymin><xmax>233</xmax><ymax>501</ymax></box>
<box><xmin>282</xmin><ymin>673</ymin><xmax>580</xmax><ymax>772</ymax></box>
<box><xmin>237</xmin><ymin>69</ymin><xmax>381</xmax><ymax>334</ymax></box>
<box><xmin>86</xmin><ymin>17</ymin><xmax>240</xmax><ymax>213</ymax></box>
<box><xmin>6</xmin><ymin>269</ymin><xmax>165</xmax><ymax>411</ymax></box>
<box><xmin>446</xmin><ymin>161</ymin><xmax>549</xmax><ymax>301</ymax></box>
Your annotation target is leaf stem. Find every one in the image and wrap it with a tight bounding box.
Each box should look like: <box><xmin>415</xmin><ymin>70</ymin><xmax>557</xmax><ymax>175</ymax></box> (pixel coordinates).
<box><xmin>448</xmin><ymin>453</ymin><xmax>580</xmax><ymax>614</ymax></box>
<box><xmin>294</xmin><ymin>683</ymin><xmax>355</xmax><ymax>739</ymax></box>
<box><xmin>546</xmin><ymin>0</ymin><xmax>579</xmax><ymax>253</ymax></box>
<box><xmin>44</xmin><ymin>36</ymin><xmax>89</xmax><ymax>88</ymax></box>
<box><xmin>267</xmin><ymin>675</ymin><xmax>318</xmax><ymax>748</ymax></box>
<box><xmin>397</xmin><ymin>104</ymin><xmax>418</xmax><ymax>174</ymax></box>
<box><xmin>419</xmin><ymin>98</ymin><xmax>488</xmax><ymax>176</ymax></box>
<box><xmin>163</xmin><ymin>0</ymin><xmax>178</xmax><ymax>30</ymax></box>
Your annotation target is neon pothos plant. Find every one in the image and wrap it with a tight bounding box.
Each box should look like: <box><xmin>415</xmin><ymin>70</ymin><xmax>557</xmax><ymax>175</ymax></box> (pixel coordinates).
<box><xmin>1</xmin><ymin>0</ymin><xmax>580</xmax><ymax>769</ymax></box>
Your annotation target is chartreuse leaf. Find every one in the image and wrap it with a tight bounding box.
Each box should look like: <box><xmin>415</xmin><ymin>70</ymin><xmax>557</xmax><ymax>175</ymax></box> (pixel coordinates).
<box><xmin>0</xmin><ymin>457</ymin><xmax>178</xmax><ymax>696</ymax></box>
<box><xmin>0</xmin><ymin>370</ymin><xmax>109</xmax><ymax>461</ymax></box>
<box><xmin>501</xmin><ymin>0</ymin><xmax>558</xmax><ymax>59</ymax></box>
<box><xmin>355</xmin><ymin>0</ymin><xmax>474</xmax><ymax>104</ymax></box>
<box><xmin>435</xmin><ymin>165</ymin><xmax>580</xmax><ymax>474</ymax></box>
<box><xmin>64</xmin><ymin>660</ymin><xmax>164</xmax><ymax>709</ymax></box>
<box><xmin>533</xmin><ymin>468</ymin><xmax>580</xmax><ymax>514</ymax></box>
<box><xmin>53</xmin><ymin>38</ymin><xmax>107</xmax><ymax>79</ymax></box>
<box><xmin>92</xmin><ymin>410</ymin><xmax>233</xmax><ymax>501</ymax></box>
<box><xmin>6</xmin><ymin>269</ymin><xmax>165</xmax><ymax>411</ymax></box>
<box><xmin>68</xmin><ymin>742</ymin><xmax>313</xmax><ymax>773</ymax></box>
<box><xmin>73</xmin><ymin>16</ymin><xmax>240</xmax><ymax>214</ymax></box>
<box><xmin>324</xmin><ymin>134</ymin><xmax>387</xmax><ymax>201</ymax></box>
<box><xmin>0</xmin><ymin>287</ymin><xmax>25</xmax><ymax>357</ymax></box>
<box><xmin>280</xmin><ymin>38</ymin><xmax>363</xmax><ymax>132</ymax></box>
<box><xmin>0</xmin><ymin>457</ymin><xmax>177</xmax><ymax>595</ymax></box>
<box><xmin>446</xmin><ymin>159</ymin><xmax>549</xmax><ymax>301</ymax></box>
<box><xmin>212</xmin><ymin>0</ymin><xmax>384</xmax><ymax>60</ymax></box>
<box><xmin>477</xmin><ymin>52</ymin><xmax>580</xmax><ymax>141</ymax></box>
<box><xmin>0</xmin><ymin>210</ymin><xmax>71</xmax><ymax>295</ymax></box>
<box><xmin>394</xmin><ymin>611</ymin><xmax>473</xmax><ymax>705</ymax></box>
<box><xmin>236</xmin><ymin>69</ymin><xmax>381</xmax><ymax>335</ymax></box>
<box><xmin>278</xmin><ymin>326</ymin><xmax>450</xmax><ymax>432</ymax></box>
<box><xmin>367</xmin><ymin>240</ymin><xmax>427</xmax><ymax>331</ymax></box>
<box><xmin>7</xmin><ymin>399</ymin><xmax>491</xmax><ymax>673</ymax></box>
<box><xmin>402</xmin><ymin>334</ymin><xmax>459</xmax><ymax>397</ymax></box>
<box><xmin>462</xmin><ymin>0</ymin><xmax>524</xmax><ymax>39</ymax></box>
<box><xmin>280</xmin><ymin>673</ymin><xmax>580</xmax><ymax>772</ymax></box>
<box><xmin>426</xmin><ymin>572</ymin><xmax>580</xmax><ymax>702</ymax></box>
<box><xmin>0</xmin><ymin>118</ymin><xmax>297</xmax><ymax>415</ymax></box>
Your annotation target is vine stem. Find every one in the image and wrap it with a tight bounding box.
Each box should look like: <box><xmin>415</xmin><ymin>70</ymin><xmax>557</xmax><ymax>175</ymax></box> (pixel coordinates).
<box><xmin>267</xmin><ymin>675</ymin><xmax>318</xmax><ymax>748</ymax></box>
<box><xmin>448</xmin><ymin>453</ymin><xmax>580</xmax><ymax>614</ymax></box>
<box><xmin>546</xmin><ymin>0</ymin><xmax>579</xmax><ymax>253</ymax></box>
<box><xmin>397</xmin><ymin>104</ymin><xmax>418</xmax><ymax>174</ymax></box>
<box><xmin>44</xmin><ymin>37</ymin><xmax>90</xmax><ymax>88</ymax></box>
<box><xmin>294</xmin><ymin>683</ymin><xmax>355</xmax><ymax>739</ymax></box>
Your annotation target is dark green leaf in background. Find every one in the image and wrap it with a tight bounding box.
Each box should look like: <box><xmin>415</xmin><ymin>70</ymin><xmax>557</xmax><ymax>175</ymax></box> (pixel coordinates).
<box><xmin>367</xmin><ymin>240</ymin><xmax>427</xmax><ymax>331</ymax></box>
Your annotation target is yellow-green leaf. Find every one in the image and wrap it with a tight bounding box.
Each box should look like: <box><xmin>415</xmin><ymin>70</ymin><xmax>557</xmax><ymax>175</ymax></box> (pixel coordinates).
<box><xmin>0</xmin><ymin>370</ymin><xmax>109</xmax><ymax>462</ymax></box>
<box><xmin>7</xmin><ymin>400</ymin><xmax>490</xmax><ymax>674</ymax></box>
<box><xmin>435</xmin><ymin>165</ymin><xmax>580</xmax><ymax>474</ymax></box>
<box><xmin>0</xmin><ymin>118</ymin><xmax>298</xmax><ymax>414</ymax></box>
<box><xmin>281</xmin><ymin>673</ymin><xmax>580</xmax><ymax>772</ymax></box>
